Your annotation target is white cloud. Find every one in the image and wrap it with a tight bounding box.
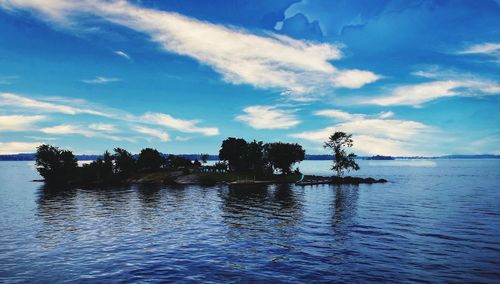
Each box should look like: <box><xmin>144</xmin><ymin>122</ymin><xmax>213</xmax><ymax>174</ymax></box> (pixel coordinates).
<box><xmin>332</xmin><ymin>69</ymin><xmax>380</xmax><ymax>89</ymax></box>
<box><xmin>458</xmin><ymin>42</ymin><xmax>500</xmax><ymax>56</ymax></box>
<box><xmin>291</xmin><ymin>110</ymin><xmax>436</xmax><ymax>156</ymax></box>
<box><xmin>363</xmin><ymin>79</ymin><xmax>500</xmax><ymax>107</ymax></box>
<box><xmin>40</xmin><ymin>124</ymin><xmax>135</xmax><ymax>142</ymax></box>
<box><xmin>114</xmin><ymin>50</ymin><xmax>131</xmax><ymax>60</ymax></box>
<box><xmin>314</xmin><ymin>109</ymin><xmax>395</xmax><ymax>121</ymax></box>
<box><xmin>377</xmin><ymin>111</ymin><xmax>394</xmax><ymax>119</ymax></box>
<box><xmin>88</xmin><ymin>123</ymin><xmax>117</xmax><ymax>132</ymax></box>
<box><xmin>138</xmin><ymin>112</ymin><xmax>219</xmax><ymax>136</ymax></box>
<box><xmin>82</xmin><ymin>76</ymin><xmax>121</xmax><ymax>84</ymax></box>
<box><xmin>314</xmin><ymin>109</ymin><xmax>365</xmax><ymax>121</ymax></box>
<box><xmin>236</xmin><ymin>105</ymin><xmax>300</xmax><ymax>129</ymax></box>
<box><xmin>0</xmin><ymin>115</ymin><xmax>46</xmax><ymax>131</ymax></box>
<box><xmin>1</xmin><ymin>92</ymin><xmax>219</xmax><ymax>137</ymax></box>
<box><xmin>0</xmin><ymin>141</ymin><xmax>42</xmax><ymax>154</ymax></box>
<box><xmin>0</xmin><ymin>92</ymin><xmax>106</xmax><ymax>116</ymax></box>
<box><xmin>132</xmin><ymin>125</ymin><xmax>170</xmax><ymax>142</ymax></box>
<box><xmin>175</xmin><ymin>136</ymin><xmax>191</xmax><ymax>142</ymax></box>
<box><xmin>0</xmin><ymin>0</ymin><xmax>379</xmax><ymax>99</ymax></box>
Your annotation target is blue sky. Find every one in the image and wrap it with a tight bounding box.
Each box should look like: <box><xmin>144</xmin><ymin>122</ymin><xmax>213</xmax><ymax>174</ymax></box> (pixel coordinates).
<box><xmin>0</xmin><ymin>0</ymin><xmax>499</xmax><ymax>156</ymax></box>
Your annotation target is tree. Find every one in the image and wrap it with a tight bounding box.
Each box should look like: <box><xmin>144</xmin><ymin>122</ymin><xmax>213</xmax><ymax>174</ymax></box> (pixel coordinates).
<box><xmin>35</xmin><ymin>144</ymin><xmax>78</xmax><ymax>183</ymax></box>
<box><xmin>101</xmin><ymin>150</ymin><xmax>114</xmax><ymax>182</ymax></box>
<box><xmin>247</xmin><ymin>140</ymin><xmax>267</xmax><ymax>175</ymax></box>
<box><xmin>324</xmin><ymin>132</ymin><xmax>360</xmax><ymax>177</ymax></box>
<box><xmin>266</xmin><ymin>142</ymin><xmax>305</xmax><ymax>174</ymax></box>
<box><xmin>113</xmin><ymin>148</ymin><xmax>136</xmax><ymax>178</ymax></box>
<box><xmin>219</xmin><ymin>137</ymin><xmax>248</xmax><ymax>171</ymax></box>
<box><xmin>137</xmin><ymin>148</ymin><xmax>164</xmax><ymax>171</ymax></box>
<box><xmin>200</xmin><ymin>153</ymin><xmax>209</xmax><ymax>164</ymax></box>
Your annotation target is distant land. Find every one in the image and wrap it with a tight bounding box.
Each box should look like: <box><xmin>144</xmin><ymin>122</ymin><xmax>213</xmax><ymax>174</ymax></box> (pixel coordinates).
<box><xmin>0</xmin><ymin>153</ymin><xmax>499</xmax><ymax>161</ymax></box>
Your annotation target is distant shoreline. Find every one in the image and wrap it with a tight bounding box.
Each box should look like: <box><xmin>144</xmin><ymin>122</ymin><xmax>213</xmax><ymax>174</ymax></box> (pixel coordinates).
<box><xmin>2</xmin><ymin>153</ymin><xmax>499</xmax><ymax>161</ymax></box>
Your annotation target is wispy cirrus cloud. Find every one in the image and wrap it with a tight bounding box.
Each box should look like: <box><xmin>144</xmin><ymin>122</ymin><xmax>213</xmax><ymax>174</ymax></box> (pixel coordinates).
<box><xmin>88</xmin><ymin>123</ymin><xmax>117</xmax><ymax>132</ymax></box>
<box><xmin>82</xmin><ymin>76</ymin><xmax>121</xmax><ymax>84</ymax></box>
<box><xmin>40</xmin><ymin>124</ymin><xmax>136</xmax><ymax>142</ymax></box>
<box><xmin>132</xmin><ymin>125</ymin><xmax>170</xmax><ymax>142</ymax></box>
<box><xmin>0</xmin><ymin>141</ymin><xmax>42</xmax><ymax>154</ymax></box>
<box><xmin>0</xmin><ymin>92</ymin><xmax>106</xmax><ymax>116</ymax></box>
<box><xmin>236</xmin><ymin>105</ymin><xmax>300</xmax><ymax>129</ymax></box>
<box><xmin>0</xmin><ymin>0</ymin><xmax>379</xmax><ymax>100</ymax></box>
<box><xmin>114</xmin><ymin>50</ymin><xmax>131</xmax><ymax>60</ymax></box>
<box><xmin>458</xmin><ymin>42</ymin><xmax>500</xmax><ymax>58</ymax></box>
<box><xmin>291</xmin><ymin>109</ymin><xmax>438</xmax><ymax>156</ymax></box>
<box><xmin>138</xmin><ymin>113</ymin><xmax>219</xmax><ymax>136</ymax></box>
<box><xmin>0</xmin><ymin>92</ymin><xmax>219</xmax><ymax>137</ymax></box>
<box><xmin>0</xmin><ymin>115</ymin><xmax>46</xmax><ymax>131</ymax></box>
<box><xmin>355</xmin><ymin>68</ymin><xmax>500</xmax><ymax>107</ymax></box>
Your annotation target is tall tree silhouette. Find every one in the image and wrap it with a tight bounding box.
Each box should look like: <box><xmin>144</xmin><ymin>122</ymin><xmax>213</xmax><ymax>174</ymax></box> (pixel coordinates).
<box><xmin>324</xmin><ymin>132</ymin><xmax>360</xmax><ymax>177</ymax></box>
<box><xmin>219</xmin><ymin>137</ymin><xmax>248</xmax><ymax>171</ymax></box>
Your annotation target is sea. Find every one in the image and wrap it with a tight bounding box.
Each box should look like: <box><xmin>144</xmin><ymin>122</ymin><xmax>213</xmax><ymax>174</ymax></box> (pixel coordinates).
<box><xmin>0</xmin><ymin>159</ymin><xmax>499</xmax><ymax>283</ymax></box>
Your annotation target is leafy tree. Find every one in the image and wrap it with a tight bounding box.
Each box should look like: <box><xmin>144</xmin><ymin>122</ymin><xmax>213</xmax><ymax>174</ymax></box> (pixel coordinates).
<box><xmin>165</xmin><ymin>154</ymin><xmax>193</xmax><ymax>169</ymax></box>
<box><xmin>193</xmin><ymin>159</ymin><xmax>202</xmax><ymax>167</ymax></box>
<box><xmin>200</xmin><ymin>153</ymin><xmax>209</xmax><ymax>164</ymax></box>
<box><xmin>213</xmin><ymin>161</ymin><xmax>228</xmax><ymax>172</ymax></box>
<box><xmin>100</xmin><ymin>150</ymin><xmax>114</xmax><ymax>182</ymax></box>
<box><xmin>35</xmin><ymin>144</ymin><xmax>78</xmax><ymax>183</ymax></box>
<box><xmin>247</xmin><ymin>140</ymin><xmax>267</xmax><ymax>175</ymax></box>
<box><xmin>219</xmin><ymin>137</ymin><xmax>248</xmax><ymax>171</ymax></box>
<box><xmin>266</xmin><ymin>142</ymin><xmax>305</xmax><ymax>174</ymax></box>
<box><xmin>137</xmin><ymin>148</ymin><xmax>164</xmax><ymax>171</ymax></box>
<box><xmin>113</xmin><ymin>148</ymin><xmax>136</xmax><ymax>178</ymax></box>
<box><xmin>324</xmin><ymin>132</ymin><xmax>360</xmax><ymax>177</ymax></box>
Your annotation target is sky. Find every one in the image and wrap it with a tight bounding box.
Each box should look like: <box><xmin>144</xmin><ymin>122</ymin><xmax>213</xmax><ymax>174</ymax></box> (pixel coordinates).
<box><xmin>0</xmin><ymin>0</ymin><xmax>499</xmax><ymax>156</ymax></box>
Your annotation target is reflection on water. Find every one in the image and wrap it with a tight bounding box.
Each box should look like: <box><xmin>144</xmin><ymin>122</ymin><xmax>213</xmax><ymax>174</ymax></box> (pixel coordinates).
<box><xmin>331</xmin><ymin>185</ymin><xmax>359</xmax><ymax>242</ymax></box>
<box><xmin>1</xmin><ymin>160</ymin><xmax>500</xmax><ymax>282</ymax></box>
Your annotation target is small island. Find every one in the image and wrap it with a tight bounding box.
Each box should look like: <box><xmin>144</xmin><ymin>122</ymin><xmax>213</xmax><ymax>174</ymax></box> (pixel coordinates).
<box><xmin>366</xmin><ymin>155</ymin><xmax>395</xmax><ymax>160</ymax></box>
<box><xmin>34</xmin><ymin>132</ymin><xmax>387</xmax><ymax>186</ymax></box>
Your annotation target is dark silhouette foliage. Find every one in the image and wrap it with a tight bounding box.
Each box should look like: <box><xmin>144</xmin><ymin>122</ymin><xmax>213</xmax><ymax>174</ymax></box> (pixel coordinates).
<box><xmin>266</xmin><ymin>142</ymin><xmax>305</xmax><ymax>174</ymax></box>
<box><xmin>247</xmin><ymin>140</ymin><xmax>268</xmax><ymax>175</ymax></box>
<box><xmin>219</xmin><ymin>137</ymin><xmax>248</xmax><ymax>171</ymax></box>
<box><xmin>35</xmin><ymin>144</ymin><xmax>77</xmax><ymax>183</ymax></box>
<box><xmin>200</xmin><ymin>153</ymin><xmax>209</xmax><ymax>164</ymax></box>
<box><xmin>166</xmin><ymin>154</ymin><xmax>193</xmax><ymax>170</ymax></box>
<box><xmin>324</xmin><ymin>132</ymin><xmax>360</xmax><ymax>177</ymax></box>
<box><xmin>137</xmin><ymin>148</ymin><xmax>164</xmax><ymax>171</ymax></box>
<box><xmin>113</xmin><ymin>148</ymin><xmax>136</xmax><ymax>178</ymax></box>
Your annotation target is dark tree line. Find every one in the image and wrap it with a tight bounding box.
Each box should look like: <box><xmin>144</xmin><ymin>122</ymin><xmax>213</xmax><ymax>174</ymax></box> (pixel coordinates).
<box><xmin>218</xmin><ymin>138</ymin><xmax>305</xmax><ymax>176</ymax></box>
<box><xmin>35</xmin><ymin>145</ymin><xmax>193</xmax><ymax>184</ymax></box>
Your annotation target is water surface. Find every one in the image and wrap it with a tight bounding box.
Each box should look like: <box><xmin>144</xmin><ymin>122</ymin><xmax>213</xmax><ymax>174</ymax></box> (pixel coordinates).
<box><xmin>0</xmin><ymin>160</ymin><xmax>499</xmax><ymax>282</ymax></box>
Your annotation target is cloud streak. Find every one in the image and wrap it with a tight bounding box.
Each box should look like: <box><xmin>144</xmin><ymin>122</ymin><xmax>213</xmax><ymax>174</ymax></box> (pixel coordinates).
<box><xmin>0</xmin><ymin>0</ymin><xmax>379</xmax><ymax>99</ymax></box>
<box><xmin>291</xmin><ymin>110</ymin><xmax>437</xmax><ymax>156</ymax></box>
<box><xmin>236</xmin><ymin>105</ymin><xmax>300</xmax><ymax>129</ymax></box>
<box><xmin>40</xmin><ymin>124</ymin><xmax>136</xmax><ymax>142</ymax></box>
<box><xmin>0</xmin><ymin>141</ymin><xmax>42</xmax><ymax>154</ymax></box>
<box><xmin>0</xmin><ymin>92</ymin><xmax>219</xmax><ymax>137</ymax></box>
<box><xmin>132</xmin><ymin>125</ymin><xmax>170</xmax><ymax>142</ymax></box>
<box><xmin>356</xmin><ymin>69</ymin><xmax>500</xmax><ymax>107</ymax></box>
<box><xmin>0</xmin><ymin>92</ymin><xmax>106</xmax><ymax>116</ymax></box>
<box><xmin>0</xmin><ymin>115</ymin><xmax>46</xmax><ymax>131</ymax></box>
<box><xmin>114</xmin><ymin>50</ymin><xmax>131</xmax><ymax>60</ymax></box>
<box><xmin>82</xmin><ymin>76</ymin><xmax>121</xmax><ymax>84</ymax></box>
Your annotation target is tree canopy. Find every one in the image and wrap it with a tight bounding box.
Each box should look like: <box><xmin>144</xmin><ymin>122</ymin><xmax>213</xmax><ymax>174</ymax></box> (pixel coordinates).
<box><xmin>324</xmin><ymin>132</ymin><xmax>360</xmax><ymax>177</ymax></box>
<box><xmin>35</xmin><ymin>144</ymin><xmax>77</xmax><ymax>183</ymax></box>
<box><xmin>266</xmin><ymin>142</ymin><xmax>305</xmax><ymax>174</ymax></box>
<box><xmin>137</xmin><ymin>148</ymin><xmax>164</xmax><ymax>171</ymax></box>
<box><xmin>219</xmin><ymin>137</ymin><xmax>248</xmax><ymax>171</ymax></box>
